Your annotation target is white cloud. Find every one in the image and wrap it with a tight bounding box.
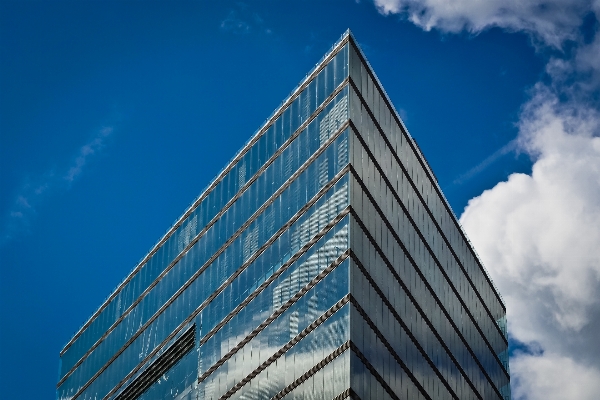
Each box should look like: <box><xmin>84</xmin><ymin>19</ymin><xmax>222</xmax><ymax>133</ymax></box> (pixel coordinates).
<box><xmin>2</xmin><ymin>126</ymin><xmax>113</xmax><ymax>244</ymax></box>
<box><xmin>511</xmin><ymin>352</ymin><xmax>600</xmax><ymax>400</ymax></box>
<box><xmin>462</xmin><ymin>90</ymin><xmax>600</xmax><ymax>331</ymax></box>
<box><xmin>371</xmin><ymin>0</ymin><xmax>600</xmax><ymax>398</ymax></box>
<box><xmin>373</xmin><ymin>0</ymin><xmax>591</xmax><ymax>48</ymax></box>
<box><xmin>460</xmin><ymin>89</ymin><xmax>600</xmax><ymax>399</ymax></box>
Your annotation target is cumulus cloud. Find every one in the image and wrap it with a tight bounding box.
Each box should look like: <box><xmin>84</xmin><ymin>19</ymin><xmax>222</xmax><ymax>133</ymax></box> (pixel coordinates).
<box><xmin>461</xmin><ymin>87</ymin><xmax>600</xmax><ymax>356</ymax></box>
<box><xmin>511</xmin><ymin>352</ymin><xmax>600</xmax><ymax>400</ymax></box>
<box><xmin>2</xmin><ymin>126</ymin><xmax>113</xmax><ymax>244</ymax></box>
<box><xmin>460</xmin><ymin>86</ymin><xmax>600</xmax><ymax>399</ymax></box>
<box><xmin>372</xmin><ymin>0</ymin><xmax>600</xmax><ymax>398</ymax></box>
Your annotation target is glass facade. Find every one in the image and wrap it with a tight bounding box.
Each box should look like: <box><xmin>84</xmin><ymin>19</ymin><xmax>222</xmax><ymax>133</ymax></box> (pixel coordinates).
<box><xmin>58</xmin><ymin>30</ymin><xmax>510</xmax><ymax>400</ymax></box>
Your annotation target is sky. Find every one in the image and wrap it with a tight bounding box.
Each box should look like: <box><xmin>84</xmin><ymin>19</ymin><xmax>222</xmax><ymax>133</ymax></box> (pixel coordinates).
<box><xmin>0</xmin><ymin>1</ymin><xmax>598</xmax><ymax>399</ymax></box>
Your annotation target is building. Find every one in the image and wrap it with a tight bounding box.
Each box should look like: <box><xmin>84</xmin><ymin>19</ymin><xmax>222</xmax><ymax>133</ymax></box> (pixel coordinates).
<box><xmin>57</xmin><ymin>30</ymin><xmax>510</xmax><ymax>400</ymax></box>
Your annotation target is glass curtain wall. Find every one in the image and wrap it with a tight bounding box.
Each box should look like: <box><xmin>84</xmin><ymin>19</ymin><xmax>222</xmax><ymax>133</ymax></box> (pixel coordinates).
<box><xmin>58</xmin><ymin>30</ymin><xmax>510</xmax><ymax>400</ymax></box>
<box><xmin>58</xmin><ymin>36</ymin><xmax>351</xmax><ymax>400</ymax></box>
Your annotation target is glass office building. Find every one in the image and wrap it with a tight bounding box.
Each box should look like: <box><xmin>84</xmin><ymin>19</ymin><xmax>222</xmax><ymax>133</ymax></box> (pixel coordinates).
<box><xmin>57</xmin><ymin>31</ymin><xmax>510</xmax><ymax>400</ymax></box>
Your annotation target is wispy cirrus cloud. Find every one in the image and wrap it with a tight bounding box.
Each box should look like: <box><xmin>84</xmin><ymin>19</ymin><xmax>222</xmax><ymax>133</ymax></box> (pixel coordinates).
<box><xmin>219</xmin><ymin>3</ymin><xmax>272</xmax><ymax>35</ymax></box>
<box><xmin>2</xmin><ymin>126</ymin><xmax>114</xmax><ymax>245</ymax></box>
<box><xmin>372</xmin><ymin>0</ymin><xmax>600</xmax><ymax>399</ymax></box>
<box><xmin>451</xmin><ymin>139</ymin><xmax>519</xmax><ymax>186</ymax></box>
<box><xmin>64</xmin><ymin>126</ymin><xmax>112</xmax><ymax>184</ymax></box>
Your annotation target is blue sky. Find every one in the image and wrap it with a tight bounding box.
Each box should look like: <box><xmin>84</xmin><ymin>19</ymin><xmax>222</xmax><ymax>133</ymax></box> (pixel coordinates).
<box><xmin>1</xmin><ymin>1</ymin><xmax>599</xmax><ymax>399</ymax></box>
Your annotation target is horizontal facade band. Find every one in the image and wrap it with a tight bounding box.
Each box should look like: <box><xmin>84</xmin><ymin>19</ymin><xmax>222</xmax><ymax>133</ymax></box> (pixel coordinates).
<box><xmin>198</xmin><ymin>250</ymin><xmax>350</xmax><ymax>384</ymax></box>
<box><xmin>349</xmin><ymin>293</ymin><xmax>437</xmax><ymax>399</ymax></box>
<box><xmin>218</xmin><ymin>296</ymin><xmax>351</xmax><ymax>399</ymax></box>
<box><xmin>349</xmin><ymin>342</ymin><xmax>400</xmax><ymax>400</ymax></box>
<box><xmin>271</xmin><ymin>341</ymin><xmax>350</xmax><ymax>400</ymax></box>
<box><xmin>333</xmin><ymin>388</ymin><xmax>361</xmax><ymax>400</ymax></box>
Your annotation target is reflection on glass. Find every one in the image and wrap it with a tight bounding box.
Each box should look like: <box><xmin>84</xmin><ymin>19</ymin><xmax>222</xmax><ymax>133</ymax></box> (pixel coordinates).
<box><xmin>58</xmin><ymin>31</ymin><xmax>510</xmax><ymax>400</ymax></box>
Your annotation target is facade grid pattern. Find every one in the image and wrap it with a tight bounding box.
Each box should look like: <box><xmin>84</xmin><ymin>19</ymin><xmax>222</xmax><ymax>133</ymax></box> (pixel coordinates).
<box><xmin>58</xmin><ymin>31</ymin><xmax>510</xmax><ymax>400</ymax></box>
